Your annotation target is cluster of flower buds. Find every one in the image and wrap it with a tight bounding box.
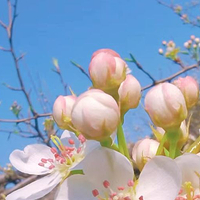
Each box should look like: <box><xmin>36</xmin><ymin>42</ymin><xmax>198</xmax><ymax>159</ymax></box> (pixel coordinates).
<box><xmin>159</xmin><ymin>35</ymin><xmax>200</xmax><ymax>63</ymax></box>
<box><xmin>53</xmin><ymin>49</ymin><xmax>141</xmax><ymax>141</ymax></box>
<box><xmin>184</xmin><ymin>35</ymin><xmax>200</xmax><ymax>49</ymax></box>
<box><xmin>158</xmin><ymin>40</ymin><xmax>180</xmax><ymax>62</ymax></box>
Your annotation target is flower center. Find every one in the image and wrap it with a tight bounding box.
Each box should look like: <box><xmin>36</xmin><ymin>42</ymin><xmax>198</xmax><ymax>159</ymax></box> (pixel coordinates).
<box><xmin>92</xmin><ymin>180</ymin><xmax>143</xmax><ymax>200</ymax></box>
<box><xmin>38</xmin><ymin>134</ymin><xmax>86</xmax><ymax>179</ymax></box>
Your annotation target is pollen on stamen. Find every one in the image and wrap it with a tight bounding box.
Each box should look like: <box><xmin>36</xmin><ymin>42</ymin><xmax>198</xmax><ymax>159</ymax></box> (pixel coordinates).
<box><xmin>68</xmin><ymin>139</ymin><xmax>75</xmax><ymax>145</ymax></box>
<box><xmin>103</xmin><ymin>180</ymin><xmax>110</xmax><ymax>188</ymax></box>
<box><xmin>41</xmin><ymin>158</ymin><xmax>47</xmax><ymax>163</ymax></box>
<box><xmin>127</xmin><ymin>180</ymin><xmax>134</xmax><ymax>187</ymax></box>
<box><xmin>48</xmin><ymin>158</ymin><xmax>54</xmax><ymax>162</ymax></box>
<box><xmin>38</xmin><ymin>162</ymin><xmax>44</xmax><ymax>167</ymax></box>
<box><xmin>118</xmin><ymin>186</ymin><xmax>125</xmax><ymax>191</ymax></box>
<box><xmin>77</xmin><ymin>147</ymin><xmax>82</xmax><ymax>153</ymax></box>
<box><xmin>78</xmin><ymin>134</ymin><xmax>86</xmax><ymax>144</ymax></box>
<box><xmin>92</xmin><ymin>189</ymin><xmax>99</xmax><ymax>197</ymax></box>
<box><xmin>124</xmin><ymin>197</ymin><xmax>131</xmax><ymax>200</ymax></box>
<box><xmin>51</xmin><ymin>147</ymin><xmax>57</xmax><ymax>154</ymax></box>
<box><xmin>178</xmin><ymin>188</ymin><xmax>183</xmax><ymax>195</ymax></box>
<box><xmin>139</xmin><ymin>196</ymin><xmax>144</xmax><ymax>200</ymax></box>
<box><xmin>49</xmin><ymin>164</ymin><xmax>55</xmax><ymax>170</ymax></box>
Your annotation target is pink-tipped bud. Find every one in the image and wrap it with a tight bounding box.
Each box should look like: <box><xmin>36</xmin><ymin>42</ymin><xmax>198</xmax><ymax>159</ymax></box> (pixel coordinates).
<box><xmin>191</xmin><ymin>35</ymin><xmax>195</xmax><ymax>40</ymax></box>
<box><xmin>173</xmin><ymin>76</ymin><xmax>199</xmax><ymax>109</ymax></box>
<box><xmin>89</xmin><ymin>49</ymin><xmax>127</xmax><ymax>94</ymax></box>
<box><xmin>91</xmin><ymin>48</ymin><xmax>121</xmax><ymax>59</ymax></box>
<box><xmin>118</xmin><ymin>75</ymin><xmax>141</xmax><ymax>115</ymax></box>
<box><xmin>53</xmin><ymin>95</ymin><xmax>76</xmax><ymax>130</ymax></box>
<box><xmin>132</xmin><ymin>138</ymin><xmax>159</xmax><ymax>171</ymax></box>
<box><xmin>71</xmin><ymin>89</ymin><xmax>120</xmax><ymax>141</ymax></box>
<box><xmin>145</xmin><ymin>83</ymin><xmax>187</xmax><ymax>130</ymax></box>
<box><xmin>158</xmin><ymin>48</ymin><xmax>164</xmax><ymax>54</ymax></box>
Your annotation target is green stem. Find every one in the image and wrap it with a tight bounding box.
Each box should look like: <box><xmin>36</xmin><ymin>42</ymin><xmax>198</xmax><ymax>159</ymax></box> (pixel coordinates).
<box><xmin>185</xmin><ymin>135</ymin><xmax>200</xmax><ymax>153</ymax></box>
<box><xmin>117</xmin><ymin>123</ymin><xmax>130</xmax><ymax>160</ymax></box>
<box><xmin>156</xmin><ymin>133</ymin><xmax>167</xmax><ymax>155</ymax></box>
<box><xmin>167</xmin><ymin>129</ymin><xmax>180</xmax><ymax>159</ymax></box>
<box><xmin>100</xmin><ymin>137</ymin><xmax>120</xmax><ymax>152</ymax></box>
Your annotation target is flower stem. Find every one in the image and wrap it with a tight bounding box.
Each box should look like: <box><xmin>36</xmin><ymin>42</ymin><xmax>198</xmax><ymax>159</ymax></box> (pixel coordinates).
<box><xmin>100</xmin><ymin>137</ymin><xmax>120</xmax><ymax>152</ymax></box>
<box><xmin>156</xmin><ymin>133</ymin><xmax>167</xmax><ymax>155</ymax></box>
<box><xmin>117</xmin><ymin>123</ymin><xmax>130</xmax><ymax>160</ymax></box>
<box><xmin>167</xmin><ymin>129</ymin><xmax>180</xmax><ymax>159</ymax></box>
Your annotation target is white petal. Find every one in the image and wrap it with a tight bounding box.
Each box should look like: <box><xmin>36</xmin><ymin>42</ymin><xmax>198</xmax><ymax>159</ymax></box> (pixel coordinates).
<box><xmin>55</xmin><ymin>175</ymin><xmax>94</xmax><ymax>200</ymax></box>
<box><xmin>60</xmin><ymin>130</ymin><xmax>80</xmax><ymax>148</ymax></box>
<box><xmin>6</xmin><ymin>172</ymin><xmax>61</xmax><ymax>200</ymax></box>
<box><xmin>82</xmin><ymin>147</ymin><xmax>134</xmax><ymax>193</ymax></box>
<box><xmin>84</xmin><ymin>140</ymin><xmax>100</xmax><ymax>155</ymax></box>
<box><xmin>136</xmin><ymin>156</ymin><xmax>181</xmax><ymax>200</ymax></box>
<box><xmin>175</xmin><ymin>153</ymin><xmax>200</xmax><ymax>188</ymax></box>
<box><xmin>10</xmin><ymin>144</ymin><xmax>54</xmax><ymax>175</ymax></box>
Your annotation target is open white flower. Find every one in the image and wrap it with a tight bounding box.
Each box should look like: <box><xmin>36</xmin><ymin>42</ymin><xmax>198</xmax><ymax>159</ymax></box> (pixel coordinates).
<box><xmin>6</xmin><ymin>131</ymin><xmax>99</xmax><ymax>200</ymax></box>
<box><xmin>55</xmin><ymin>147</ymin><xmax>181</xmax><ymax>200</ymax></box>
<box><xmin>175</xmin><ymin>154</ymin><xmax>200</xmax><ymax>200</ymax></box>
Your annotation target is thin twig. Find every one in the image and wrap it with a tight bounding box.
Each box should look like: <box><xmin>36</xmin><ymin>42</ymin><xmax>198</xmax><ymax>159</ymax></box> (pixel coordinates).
<box><xmin>129</xmin><ymin>53</ymin><xmax>156</xmax><ymax>83</ymax></box>
<box><xmin>70</xmin><ymin>60</ymin><xmax>92</xmax><ymax>82</ymax></box>
<box><xmin>0</xmin><ymin>0</ymin><xmax>50</xmax><ymax>145</ymax></box>
<box><xmin>142</xmin><ymin>63</ymin><xmax>199</xmax><ymax>91</ymax></box>
<box><xmin>0</xmin><ymin>113</ymin><xmax>51</xmax><ymax>123</ymax></box>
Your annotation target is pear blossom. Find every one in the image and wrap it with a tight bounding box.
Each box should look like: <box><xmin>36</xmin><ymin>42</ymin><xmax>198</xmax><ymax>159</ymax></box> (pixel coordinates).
<box><xmin>53</xmin><ymin>95</ymin><xmax>77</xmax><ymax>130</ymax></box>
<box><xmin>118</xmin><ymin>74</ymin><xmax>141</xmax><ymax>115</ymax></box>
<box><xmin>6</xmin><ymin>131</ymin><xmax>99</xmax><ymax>200</ymax></box>
<box><xmin>71</xmin><ymin>89</ymin><xmax>120</xmax><ymax>141</ymax></box>
<box><xmin>175</xmin><ymin>154</ymin><xmax>200</xmax><ymax>200</ymax></box>
<box><xmin>145</xmin><ymin>83</ymin><xmax>187</xmax><ymax>131</ymax></box>
<box><xmin>56</xmin><ymin>147</ymin><xmax>181</xmax><ymax>200</ymax></box>
<box><xmin>131</xmin><ymin>138</ymin><xmax>159</xmax><ymax>171</ymax></box>
<box><xmin>89</xmin><ymin>49</ymin><xmax>127</xmax><ymax>94</ymax></box>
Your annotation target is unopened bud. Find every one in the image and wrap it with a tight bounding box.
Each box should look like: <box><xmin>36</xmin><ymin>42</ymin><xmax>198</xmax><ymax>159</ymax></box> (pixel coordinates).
<box><xmin>71</xmin><ymin>89</ymin><xmax>120</xmax><ymax>141</ymax></box>
<box><xmin>53</xmin><ymin>95</ymin><xmax>76</xmax><ymax>130</ymax></box>
<box><xmin>173</xmin><ymin>76</ymin><xmax>199</xmax><ymax>109</ymax></box>
<box><xmin>89</xmin><ymin>49</ymin><xmax>127</xmax><ymax>96</ymax></box>
<box><xmin>158</xmin><ymin>48</ymin><xmax>163</xmax><ymax>54</ymax></box>
<box><xmin>132</xmin><ymin>138</ymin><xmax>159</xmax><ymax>171</ymax></box>
<box><xmin>118</xmin><ymin>75</ymin><xmax>141</xmax><ymax>115</ymax></box>
<box><xmin>145</xmin><ymin>83</ymin><xmax>187</xmax><ymax>130</ymax></box>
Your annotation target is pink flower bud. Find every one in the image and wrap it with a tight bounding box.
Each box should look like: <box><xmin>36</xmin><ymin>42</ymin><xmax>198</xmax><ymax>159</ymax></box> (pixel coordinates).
<box><xmin>89</xmin><ymin>50</ymin><xmax>127</xmax><ymax>93</ymax></box>
<box><xmin>173</xmin><ymin>76</ymin><xmax>199</xmax><ymax>109</ymax></box>
<box><xmin>158</xmin><ymin>48</ymin><xmax>164</xmax><ymax>54</ymax></box>
<box><xmin>145</xmin><ymin>83</ymin><xmax>187</xmax><ymax>130</ymax></box>
<box><xmin>132</xmin><ymin>138</ymin><xmax>159</xmax><ymax>171</ymax></box>
<box><xmin>191</xmin><ymin>35</ymin><xmax>195</xmax><ymax>40</ymax></box>
<box><xmin>53</xmin><ymin>95</ymin><xmax>76</xmax><ymax>130</ymax></box>
<box><xmin>118</xmin><ymin>75</ymin><xmax>141</xmax><ymax>114</ymax></box>
<box><xmin>91</xmin><ymin>48</ymin><xmax>120</xmax><ymax>59</ymax></box>
<box><xmin>71</xmin><ymin>89</ymin><xmax>120</xmax><ymax>141</ymax></box>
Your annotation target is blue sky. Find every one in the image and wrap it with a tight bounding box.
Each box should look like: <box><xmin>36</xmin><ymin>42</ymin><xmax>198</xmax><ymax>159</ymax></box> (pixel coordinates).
<box><xmin>0</xmin><ymin>0</ymin><xmax>199</xmax><ymax>166</ymax></box>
